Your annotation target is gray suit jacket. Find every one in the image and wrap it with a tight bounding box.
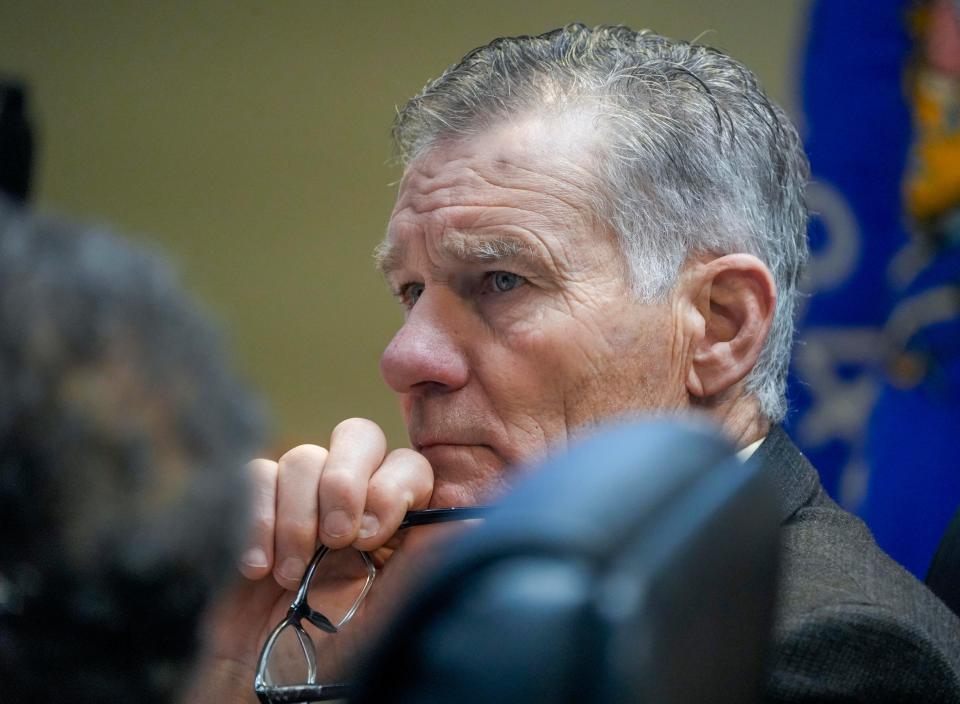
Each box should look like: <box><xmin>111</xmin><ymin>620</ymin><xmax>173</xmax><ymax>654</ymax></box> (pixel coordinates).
<box><xmin>760</xmin><ymin>426</ymin><xmax>960</xmax><ymax>702</ymax></box>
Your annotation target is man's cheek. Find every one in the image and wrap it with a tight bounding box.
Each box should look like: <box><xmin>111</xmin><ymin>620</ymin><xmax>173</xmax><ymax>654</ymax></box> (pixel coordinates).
<box><xmin>492</xmin><ymin>289</ymin><xmax>579</xmax><ymax>337</ymax></box>
<box><xmin>499</xmin><ymin>304</ymin><xmax>583</xmax><ymax>357</ymax></box>
<box><xmin>496</xmin><ymin>327</ymin><xmax>595</xmax><ymax>416</ymax></box>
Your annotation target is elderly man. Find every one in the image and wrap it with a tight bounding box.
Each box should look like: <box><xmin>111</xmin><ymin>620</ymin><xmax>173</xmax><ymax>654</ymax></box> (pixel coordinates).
<box><xmin>193</xmin><ymin>25</ymin><xmax>960</xmax><ymax>702</ymax></box>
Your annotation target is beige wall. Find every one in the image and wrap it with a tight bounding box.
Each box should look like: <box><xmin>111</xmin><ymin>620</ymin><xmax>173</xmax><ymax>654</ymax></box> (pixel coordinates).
<box><xmin>0</xmin><ymin>0</ymin><xmax>809</xmax><ymax>451</ymax></box>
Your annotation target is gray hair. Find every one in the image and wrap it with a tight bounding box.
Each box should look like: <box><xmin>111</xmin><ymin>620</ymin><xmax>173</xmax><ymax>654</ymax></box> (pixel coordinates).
<box><xmin>392</xmin><ymin>24</ymin><xmax>809</xmax><ymax>422</ymax></box>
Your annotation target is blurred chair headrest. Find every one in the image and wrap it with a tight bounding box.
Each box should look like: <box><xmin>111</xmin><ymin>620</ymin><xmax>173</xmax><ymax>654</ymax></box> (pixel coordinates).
<box><xmin>352</xmin><ymin>418</ymin><xmax>780</xmax><ymax>704</ymax></box>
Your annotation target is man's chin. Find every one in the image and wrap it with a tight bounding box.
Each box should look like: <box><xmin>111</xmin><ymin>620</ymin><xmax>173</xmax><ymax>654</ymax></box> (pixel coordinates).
<box><xmin>428</xmin><ymin>482</ymin><xmax>484</xmax><ymax>509</ymax></box>
<box><xmin>419</xmin><ymin>444</ymin><xmax>508</xmax><ymax>508</ymax></box>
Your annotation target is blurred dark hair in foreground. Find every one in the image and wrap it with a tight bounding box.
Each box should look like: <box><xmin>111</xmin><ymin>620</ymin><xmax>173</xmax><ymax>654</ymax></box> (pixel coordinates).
<box><xmin>0</xmin><ymin>199</ymin><xmax>264</xmax><ymax>703</ymax></box>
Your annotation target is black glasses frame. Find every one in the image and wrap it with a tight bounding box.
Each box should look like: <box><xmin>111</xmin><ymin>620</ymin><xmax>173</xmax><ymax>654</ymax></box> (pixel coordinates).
<box><xmin>254</xmin><ymin>506</ymin><xmax>491</xmax><ymax>704</ymax></box>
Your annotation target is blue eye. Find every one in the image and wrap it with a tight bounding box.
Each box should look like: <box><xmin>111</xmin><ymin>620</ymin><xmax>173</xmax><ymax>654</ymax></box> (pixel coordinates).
<box><xmin>400</xmin><ymin>282</ymin><xmax>425</xmax><ymax>306</ymax></box>
<box><xmin>489</xmin><ymin>271</ymin><xmax>524</xmax><ymax>293</ymax></box>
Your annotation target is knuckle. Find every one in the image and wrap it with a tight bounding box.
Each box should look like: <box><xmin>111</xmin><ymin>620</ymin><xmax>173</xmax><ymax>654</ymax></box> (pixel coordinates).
<box><xmin>363</xmin><ymin>477</ymin><xmax>399</xmax><ymax>510</ymax></box>
<box><xmin>387</xmin><ymin>447</ymin><xmax>431</xmax><ymax>472</ymax></box>
<box><xmin>387</xmin><ymin>448</ymin><xmax>434</xmax><ymax>489</ymax></box>
<box><xmin>385</xmin><ymin>447</ymin><xmax>422</xmax><ymax>463</ymax></box>
<box><xmin>247</xmin><ymin>458</ymin><xmax>278</xmax><ymax>480</ymax></box>
<box><xmin>279</xmin><ymin>443</ymin><xmax>328</xmax><ymax>472</ymax></box>
<box><xmin>276</xmin><ymin>516</ymin><xmax>317</xmax><ymax>547</ymax></box>
<box><xmin>320</xmin><ymin>467</ymin><xmax>362</xmax><ymax>502</ymax></box>
<box><xmin>331</xmin><ymin>417</ymin><xmax>385</xmax><ymax>444</ymax></box>
<box><xmin>251</xmin><ymin>496</ymin><xmax>275</xmax><ymax>522</ymax></box>
<box><xmin>250</xmin><ymin>511</ymin><xmax>275</xmax><ymax>538</ymax></box>
<box><xmin>248</xmin><ymin>460</ymin><xmax>279</xmax><ymax>502</ymax></box>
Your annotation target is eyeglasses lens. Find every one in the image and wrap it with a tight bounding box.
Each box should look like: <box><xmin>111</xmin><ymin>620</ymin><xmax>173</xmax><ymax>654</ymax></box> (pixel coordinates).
<box><xmin>304</xmin><ymin>548</ymin><xmax>376</xmax><ymax>631</ymax></box>
<box><xmin>263</xmin><ymin>549</ymin><xmax>374</xmax><ymax>691</ymax></box>
<box><xmin>264</xmin><ymin>623</ymin><xmax>314</xmax><ymax>687</ymax></box>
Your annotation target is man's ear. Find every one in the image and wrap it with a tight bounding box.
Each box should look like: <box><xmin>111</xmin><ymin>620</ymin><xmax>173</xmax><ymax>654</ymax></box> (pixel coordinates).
<box><xmin>683</xmin><ymin>254</ymin><xmax>776</xmax><ymax>401</ymax></box>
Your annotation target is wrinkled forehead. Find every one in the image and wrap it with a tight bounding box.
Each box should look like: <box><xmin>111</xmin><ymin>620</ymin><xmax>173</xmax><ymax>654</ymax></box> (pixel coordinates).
<box><xmin>377</xmin><ymin>117</ymin><xmax>624</xmax><ymax>283</ymax></box>
<box><xmin>390</xmin><ymin>112</ymin><xmax>606</xmax><ymax>222</ymax></box>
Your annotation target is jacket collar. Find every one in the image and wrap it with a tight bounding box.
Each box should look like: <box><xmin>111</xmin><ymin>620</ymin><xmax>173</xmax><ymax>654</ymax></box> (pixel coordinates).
<box><xmin>754</xmin><ymin>425</ymin><xmax>823</xmax><ymax>524</ymax></box>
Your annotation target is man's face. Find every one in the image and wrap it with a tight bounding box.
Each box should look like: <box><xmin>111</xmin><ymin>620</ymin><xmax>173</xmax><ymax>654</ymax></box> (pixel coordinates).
<box><xmin>379</xmin><ymin>117</ymin><xmax>693</xmax><ymax>506</ymax></box>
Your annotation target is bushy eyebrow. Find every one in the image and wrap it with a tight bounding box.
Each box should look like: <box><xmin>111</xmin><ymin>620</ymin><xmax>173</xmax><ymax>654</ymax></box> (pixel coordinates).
<box><xmin>375</xmin><ymin>231</ymin><xmax>547</xmax><ymax>277</ymax></box>
<box><xmin>374</xmin><ymin>238</ymin><xmax>406</xmax><ymax>277</ymax></box>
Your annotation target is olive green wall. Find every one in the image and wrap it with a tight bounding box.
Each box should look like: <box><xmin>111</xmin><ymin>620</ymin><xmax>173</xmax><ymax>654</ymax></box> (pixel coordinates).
<box><xmin>0</xmin><ymin>0</ymin><xmax>809</xmax><ymax>451</ymax></box>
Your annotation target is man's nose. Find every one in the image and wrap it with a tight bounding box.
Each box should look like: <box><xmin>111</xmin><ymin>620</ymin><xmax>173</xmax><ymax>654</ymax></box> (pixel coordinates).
<box><xmin>380</xmin><ymin>292</ymin><xmax>470</xmax><ymax>394</ymax></box>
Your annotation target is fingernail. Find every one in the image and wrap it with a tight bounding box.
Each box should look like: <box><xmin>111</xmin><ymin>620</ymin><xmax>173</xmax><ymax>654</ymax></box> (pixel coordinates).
<box><xmin>323</xmin><ymin>509</ymin><xmax>353</xmax><ymax>538</ymax></box>
<box><xmin>241</xmin><ymin>547</ymin><xmax>268</xmax><ymax>569</ymax></box>
<box><xmin>277</xmin><ymin>557</ymin><xmax>306</xmax><ymax>582</ymax></box>
<box><xmin>358</xmin><ymin>512</ymin><xmax>380</xmax><ymax>539</ymax></box>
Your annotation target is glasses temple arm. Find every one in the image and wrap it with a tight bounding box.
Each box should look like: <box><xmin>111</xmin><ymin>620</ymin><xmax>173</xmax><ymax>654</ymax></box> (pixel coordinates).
<box><xmin>398</xmin><ymin>505</ymin><xmax>493</xmax><ymax>529</ymax></box>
